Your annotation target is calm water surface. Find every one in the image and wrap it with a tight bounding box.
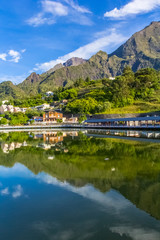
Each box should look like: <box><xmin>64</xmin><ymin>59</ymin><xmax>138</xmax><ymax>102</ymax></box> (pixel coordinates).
<box><xmin>0</xmin><ymin>130</ymin><xmax>160</xmax><ymax>240</ymax></box>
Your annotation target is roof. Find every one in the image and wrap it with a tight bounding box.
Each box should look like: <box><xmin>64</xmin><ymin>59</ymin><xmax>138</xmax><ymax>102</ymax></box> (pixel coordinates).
<box><xmin>85</xmin><ymin>116</ymin><xmax>160</xmax><ymax>123</ymax></box>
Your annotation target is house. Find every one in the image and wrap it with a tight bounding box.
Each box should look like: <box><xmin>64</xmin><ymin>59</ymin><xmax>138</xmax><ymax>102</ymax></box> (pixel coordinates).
<box><xmin>35</xmin><ymin>103</ymin><xmax>50</xmax><ymax>111</ymax></box>
<box><xmin>21</xmin><ymin>108</ymin><xmax>28</xmax><ymax>113</ymax></box>
<box><xmin>61</xmin><ymin>99</ymin><xmax>68</xmax><ymax>105</ymax></box>
<box><xmin>0</xmin><ymin>105</ymin><xmax>8</xmax><ymax>114</ymax></box>
<box><xmin>65</xmin><ymin>117</ymin><xmax>78</xmax><ymax>123</ymax></box>
<box><xmin>45</xmin><ymin>91</ymin><xmax>54</xmax><ymax>97</ymax></box>
<box><xmin>7</xmin><ymin>105</ymin><xmax>14</xmax><ymax>113</ymax></box>
<box><xmin>43</xmin><ymin>111</ymin><xmax>63</xmax><ymax>123</ymax></box>
<box><xmin>14</xmin><ymin>107</ymin><xmax>21</xmax><ymax>113</ymax></box>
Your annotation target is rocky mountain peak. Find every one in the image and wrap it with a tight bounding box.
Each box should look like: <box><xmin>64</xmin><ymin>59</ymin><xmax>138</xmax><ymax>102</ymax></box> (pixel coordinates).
<box><xmin>89</xmin><ymin>51</ymin><xmax>108</xmax><ymax>62</ymax></box>
<box><xmin>110</xmin><ymin>21</ymin><xmax>160</xmax><ymax>59</ymax></box>
<box><xmin>26</xmin><ymin>72</ymin><xmax>41</xmax><ymax>83</ymax></box>
<box><xmin>63</xmin><ymin>57</ymin><xmax>87</xmax><ymax>67</ymax></box>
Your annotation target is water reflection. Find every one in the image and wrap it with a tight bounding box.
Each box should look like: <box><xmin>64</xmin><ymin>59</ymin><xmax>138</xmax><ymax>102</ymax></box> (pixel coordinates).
<box><xmin>0</xmin><ymin>130</ymin><xmax>160</xmax><ymax>240</ymax></box>
<box><xmin>87</xmin><ymin>129</ymin><xmax>160</xmax><ymax>141</ymax></box>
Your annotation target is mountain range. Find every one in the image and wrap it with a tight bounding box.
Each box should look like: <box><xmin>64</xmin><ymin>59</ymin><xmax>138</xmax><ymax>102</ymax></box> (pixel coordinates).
<box><xmin>1</xmin><ymin>21</ymin><xmax>160</xmax><ymax>99</ymax></box>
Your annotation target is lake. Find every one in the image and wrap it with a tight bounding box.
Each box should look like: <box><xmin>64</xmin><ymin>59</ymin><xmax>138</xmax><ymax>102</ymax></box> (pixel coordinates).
<box><xmin>0</xmin><ymin>130</ymin><xmax>160</xmax><ymax>240</ymax></box>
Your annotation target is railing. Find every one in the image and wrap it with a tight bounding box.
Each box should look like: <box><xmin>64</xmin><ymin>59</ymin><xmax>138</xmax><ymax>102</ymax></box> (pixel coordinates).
<box><xmin>0</xmin><ymin>123</ymin><xmax>160</xmax><ymax>131</ymax></box>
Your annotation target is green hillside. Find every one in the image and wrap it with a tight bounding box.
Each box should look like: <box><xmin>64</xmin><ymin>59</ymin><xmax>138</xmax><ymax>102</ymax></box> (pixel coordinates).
<box><xmin>0</xmin><ymin>81</ymin><xmax>26</xmax><ymax>100</ymax></box>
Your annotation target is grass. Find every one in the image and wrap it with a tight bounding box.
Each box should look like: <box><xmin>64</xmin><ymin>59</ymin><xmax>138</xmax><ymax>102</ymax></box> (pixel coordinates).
<box><xmin>103</xmin><ymin>101</ymin><xmax>160</xmax><ymax>114</ymax></box>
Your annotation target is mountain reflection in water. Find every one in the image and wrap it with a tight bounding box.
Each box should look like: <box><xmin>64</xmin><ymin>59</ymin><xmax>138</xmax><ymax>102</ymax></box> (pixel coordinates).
<box><xmin>0</xmin><ymin>130</ymin><xmax>160</xmax><ymax>240</ymax></box>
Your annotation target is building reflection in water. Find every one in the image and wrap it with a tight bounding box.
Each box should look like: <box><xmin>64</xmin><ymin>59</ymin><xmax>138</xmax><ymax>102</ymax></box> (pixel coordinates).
<box><xmin>0</xmin><ymin>131</ymin><xmax>80</xmax><ymax>153</ymax></box>
<box><xmin>1</xmin><ymin>141</ymin><xmax>28</xmax><ymax>154</ymax></box>
<box><xmin>87</xmin><ymin>129</ymin><xmax>160</xmax><ymax>139</ymax></box>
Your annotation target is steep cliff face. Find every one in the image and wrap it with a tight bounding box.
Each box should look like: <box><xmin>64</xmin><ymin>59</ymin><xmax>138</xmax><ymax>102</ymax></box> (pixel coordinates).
<box><xmin>109</xmin><ymin>21</ymin><xmax>160</xmax><ymax>73</ymax></box>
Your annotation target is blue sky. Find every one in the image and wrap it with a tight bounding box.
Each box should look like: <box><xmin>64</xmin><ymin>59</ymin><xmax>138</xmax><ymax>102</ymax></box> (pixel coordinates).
<box><xmin>0</xmin><ymin>0</ymin><xmax>160</xmax><ymax>84</ymax></box>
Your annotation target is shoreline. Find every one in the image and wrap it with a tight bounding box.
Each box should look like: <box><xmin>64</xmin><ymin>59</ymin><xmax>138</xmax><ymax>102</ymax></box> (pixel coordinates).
<box><xmin>0</xmin><ymin>124</ymin><xmax>160</xmax><ymax>131</ymax></box>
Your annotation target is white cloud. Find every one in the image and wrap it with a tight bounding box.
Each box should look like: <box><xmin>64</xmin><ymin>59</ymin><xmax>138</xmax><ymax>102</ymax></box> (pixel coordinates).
<box><xmin>42</xmin><ymin>0</ymin><xmax>68</xmax><ymax>16</ymax></box>
<box><xmin>8</xmin><ymin>50</ymin><xmax>21</xmax><ymax>63</ymax></box>
<box><xmin>63</xmin><ymin>0</ymin><xmax>91</xmax><ymax>13</ymax></box>
<box><xmin>27</xmin><ymin>0</ymin><xmax>92</xmax><ymax>27</ymax></box>
<box><xmin>0</xmin><ymin>184</ymin><xmax>23</xmax><ymax>199</ymax></box>
<box><xmin>12</xmin><ymin>185</ymin><xmax>23</xmax><ymax>198</ymax></box>
<box><xmin>0</xmin><ymin>53</ymin><xmax>7</xmax><ymax>61</ymax></box>
<box><xmin>110</xmin><ymin>226</ymin><xmax>160</xmax><ymax>240</ymax></box>
<box><xmin>27</xmin><ymin>13</ymin><xmax>55</xmax><ymax>27</ymax></box>
<box><xmin>0</xmin><ymin>74</ymin><xmax>27</xmax><ymax>84</ymax></box>
<box><xmin>21</xmin><ymin>49</ymin><xmax>26</xmax><ymax>53</ymax></box>
<box><xmin>38</xmin><ymin>173</ymin><xmax>131</xmax><ymax>211</ymax></box>
<box><xmin>104</xmin><ymin>0</ymin><xmax>160</xmax><ymax>18</ymax></box>
<box><xmin>0</xmin><ymin>49</ymin><xmax>26</xmax><ymax>63</ymax></box>
<box><xmin>34</xmin><ymin>29</ymin><xmax>127</xmax><ymax>72</ymax></box>
<box><xmin>1</xmin><ymin>187</ymin><xmax>9</xmax><ymax>196</ymax></box>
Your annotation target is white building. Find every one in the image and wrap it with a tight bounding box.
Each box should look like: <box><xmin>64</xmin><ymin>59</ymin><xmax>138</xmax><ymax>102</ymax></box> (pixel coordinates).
<box><xmin>2</xmin><ymin>100</ymin><xmax>9</xmax><ymax>105</ymax></box>
<box><xmin>21</xmin><ymin>108</ymin><xmax>28</xmax><ymax>113</ymax></box>
<box><xmin>45</xmin><ymin>91</ymin><xmax>54</xmax><ymax>97</ymax></box>
<box><xmin>35</xmin><ymin>103</ymin><xmax>50</xmax><ymax>111</ymax></box>
<box><xmin>14</xmin><ymin>107</ymin><xmax>21</xmax><ymax>113</ymax></box>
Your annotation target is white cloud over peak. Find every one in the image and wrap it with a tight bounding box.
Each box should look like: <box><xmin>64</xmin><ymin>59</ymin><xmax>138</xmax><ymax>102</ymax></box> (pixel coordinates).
<box><xmin>0</xmin><ymin>49</ymin><xmax>25</xmax><ymax>63</ymax></box>
<box><xmin>34</xmin><ymin>29</ymin><xmax>127</xmax><ymax>72</ymax></box>
<box><xmin>104</xmin><ymin>0</ymin><xmax>160</xmax><ymax>18</ymax></box>
<box><xmin>27</xmin><ymin>0</ymin><xmax>92</xmax><ymax>27</ymax></box>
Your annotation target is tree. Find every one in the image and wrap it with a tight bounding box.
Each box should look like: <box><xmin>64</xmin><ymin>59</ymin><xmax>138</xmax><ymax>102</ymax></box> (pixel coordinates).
<box><xmin>9</xmin><ymin>113</ymin><xmax>29</xmax><ymax>126</ymax></box>
<box><xmin>58</xmin><ymin>89</ymin><xmax>78</xmax><ymax>100</ymax></box>
<box><xmin>65</xmin><ymin>97</ymin><xmax>98</xmax><ymax>114</ymax></box>
<box><xmin>0</xmin><ymin>118</ymin><xmax>8</xmax><ymax>125</ymax></box>
<box><xmin>74</xmin><ymin>78</ymin><xmax>85</xmax><ymax>87</ymax></box>
<box><xmin>85</xmin><ymin>77</ymin><xmax>91</xmax><ymax>83</ymax></box>
<box><xmin>25</xmin><ymin>109</ymin><xmax>40</xmax><ymax>118</ymax></box>
<box><xmin>79</xmin><ymin>114</ymin><xmax>87</xmax><ymax>123</ymax></box>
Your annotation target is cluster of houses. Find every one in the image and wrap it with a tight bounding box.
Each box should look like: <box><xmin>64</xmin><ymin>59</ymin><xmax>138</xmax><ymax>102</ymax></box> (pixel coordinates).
<box><xmin>0</xmin><ymin>102</ymin><xmax>52</xmax><ymax>114</ymax></box>
<box><xmin>0</xmin><ymin>97</ymin><xmax>78</xmax><ymax>124</ymax></box>
<box><xmin>0</xmin><ymin>96</ymin><xmax>69</xmax><ymax>115</ymax></box>
<box><xmin>0</xmin><ymin>104</ymin><xmax>28</xmax><ymax>114</ymax></box>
